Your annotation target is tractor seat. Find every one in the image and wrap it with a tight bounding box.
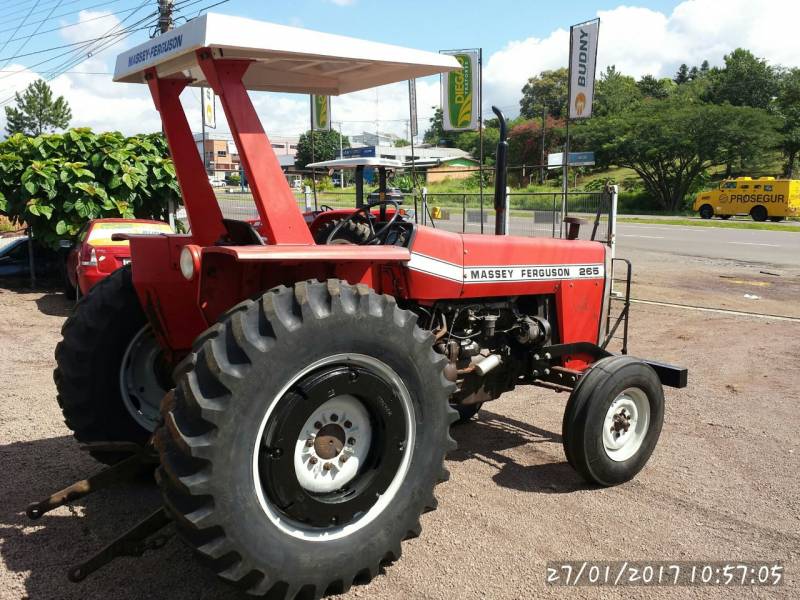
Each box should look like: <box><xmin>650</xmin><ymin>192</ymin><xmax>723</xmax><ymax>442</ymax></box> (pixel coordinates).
<box><xmin>563</xmin><ymin>216</ymin><xmax>587</xmax><ymax>240</ymax></box>
<box><xmin>220</xmin><ymin>219</ymin><xmax>266</xmax><ymax>246</ymax></box>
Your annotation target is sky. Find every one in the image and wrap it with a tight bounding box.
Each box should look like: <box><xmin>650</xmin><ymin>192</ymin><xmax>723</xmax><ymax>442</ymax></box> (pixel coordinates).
<box><xmin>1</xmin><ymin>0</ymin><xmax>799</xmax><ymax>140</ymax></box>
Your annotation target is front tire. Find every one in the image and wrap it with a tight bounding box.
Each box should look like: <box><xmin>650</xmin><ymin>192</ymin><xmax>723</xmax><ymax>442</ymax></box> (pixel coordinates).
<box><xmin>155</xmin><ymin>280</ymin><xmax>456</xmax><ymax>598</ymax></box>
<box><xmin>751</xmin><ymin>206</ymin><xmax>768</xmax><ymax>222</ymax></box>
<box><xmin>54</xmin><ymin>266</ymin><xmax>171</xmax><ymax>463</ymax></box>
<box><xmin>562</xmin><ymin>356</ymin><xmax>664</xmax><ymax>486</ymax></box>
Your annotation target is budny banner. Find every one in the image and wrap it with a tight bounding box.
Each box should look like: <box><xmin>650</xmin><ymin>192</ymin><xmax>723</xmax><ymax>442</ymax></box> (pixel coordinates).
<box><xmin>441</xmin><ymin>50</ymin><xmax>479</xmax><ymax>132</ymax></box>
<box><xmin>311</xmin><ymin>95</ymin><xmax>331</xmax><ymax>131</ymax></box>
<box><xmin>568</xmin><ymin>19</ymin><xmax>599</xmax><ymax>120</ymax></box>
<box><xmin>202</xmin><ymin>87</ymin><xmax>216</xmax><ymax>129</ymax></box>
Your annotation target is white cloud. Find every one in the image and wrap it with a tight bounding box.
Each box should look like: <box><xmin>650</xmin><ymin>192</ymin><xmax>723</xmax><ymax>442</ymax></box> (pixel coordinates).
<box><xmin>329</xmin><ymin>0</ymin><xmax>357</xmax><ymax>6</ymax></box>
<box><xmin>483</xmin><ymin>0</ymin><xmax>800</xmax><ymax>115</ymax></box>
<box><xmin>4</xmin><ymin>0</ymin><xmax>800</xmax><ymax>139</ymax></box>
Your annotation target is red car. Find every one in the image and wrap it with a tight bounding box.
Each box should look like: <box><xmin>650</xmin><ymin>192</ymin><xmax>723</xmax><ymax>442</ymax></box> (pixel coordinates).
<box><xmin>64</xmin><ymin>218</ymin><xmax>173</xmax><ymax>298</ymax></box>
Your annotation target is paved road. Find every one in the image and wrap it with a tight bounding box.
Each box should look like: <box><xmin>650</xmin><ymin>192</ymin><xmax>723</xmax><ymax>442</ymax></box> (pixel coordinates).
<box><xmin>425</xmin><ymin>214</ymin><xmax>800</xmax><ymax>268</ymax></box>
<box><xmin>614</xmin><ymin>222</ymin><xmax>800</xmax><ymax>268</ymax></box>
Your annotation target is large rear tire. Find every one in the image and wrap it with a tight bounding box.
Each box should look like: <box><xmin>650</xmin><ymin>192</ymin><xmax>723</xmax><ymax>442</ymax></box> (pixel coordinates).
<box><xmin>54</xmin><ymin>266</ymin><xmax>171</xmax><ymax>463</ymax></box>
<box><xmin>155</xmin><ymin>280</ymin><xmax>456</xmax><ymax>598</ymax></box>
<box><xmin>698</xmin><ymin>204</ymin><xmax>714</xmax><ymax>219</ymax></box>
<box><xmin>562</xmin><ymin>356</ymin><xmax>664</xmax><ymax>486</ymax></box>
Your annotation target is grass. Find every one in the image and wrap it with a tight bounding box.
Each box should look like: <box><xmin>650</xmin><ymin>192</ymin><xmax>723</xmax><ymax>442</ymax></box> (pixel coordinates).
<box><xmin>617</xmin><ymin>217</ymin><xmax>799</xmax><ymax>231</ymax></box>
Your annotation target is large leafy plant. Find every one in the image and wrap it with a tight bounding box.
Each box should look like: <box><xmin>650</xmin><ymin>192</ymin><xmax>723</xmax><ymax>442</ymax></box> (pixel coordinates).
<box><xmin>0</xmin><ymin>128</ymin><xmax>181</xmax><ymax>249</ymax></box>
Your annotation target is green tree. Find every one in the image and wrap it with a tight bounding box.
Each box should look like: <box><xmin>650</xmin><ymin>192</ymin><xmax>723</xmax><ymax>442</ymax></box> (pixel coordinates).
<box><xmin>0</xmin><ymin>129</ymin><xmax>181</xmax><ymax>248</ymax></box>
<box><xmin>453</xmin><ymin>126</ymin><xmax>501</xmax><ymax>163</ymax></box>
<box><xmin>394</xmin><ymin>138</ymin><xmax>410</xmax><ymax>147</ymax></box>
<box><xmin>519</xmin><ymin>68</ymin><xmax>568</xmax><ymax>119</ymax></box>
<box><xmin>706</xmin><ymin>48</ymin><xmax>778</xmax><ymax>109</ymax></box>
<box><xmin>674</xmin><ymin>64</ymin><xmax>690</xmax><ymax>84</ymax></box>
<box><xmin>508</xmin><ymin>116</ymin><xmax>565</xmax><ymax>174</ymax></box>
<box><xmin>636</xmin><ymin>75</ymin><xmax>671</xmax><ymax>99</ymax></box>
<box><xmin>295</xmin><ymin>129</ymin><xmax>350</xmax><ymax>169</ymax></box>
<box><xmin>775</xmin><ymin>68</ymin><xmax>800</xmax><ymax>177</ymax></box>
<box><xmin>5</xmin><ymin>79</ymin><xmax>72</xmax><ymax>136</ymax></box>
<box><xmin>594</xmin><ymin>66</ymin><xmax>641</xmax><ymax>116</ymax></box>
<box><xmin>574</xmin><ymin>100</ymin><xmax>780</xmax><ymax>211</ymax></box>
<box><xmin>423</xmin><ymin>107</ymin><xmax>459</xmax><ymax>147</ymax></box>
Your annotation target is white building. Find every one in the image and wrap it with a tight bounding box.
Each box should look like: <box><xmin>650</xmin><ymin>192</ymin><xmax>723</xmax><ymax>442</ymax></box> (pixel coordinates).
<box><xmin>351</xmin><ymin>131</ymin><xmax>401</xmax><ymax>146</ymax></box>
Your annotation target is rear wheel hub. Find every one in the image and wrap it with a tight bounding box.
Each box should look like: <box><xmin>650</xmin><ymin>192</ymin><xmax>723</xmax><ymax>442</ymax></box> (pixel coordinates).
<box><xmin>255</xmin><ymin>355</ymin><xmax>414</xmax><ymax>537</ymax></box>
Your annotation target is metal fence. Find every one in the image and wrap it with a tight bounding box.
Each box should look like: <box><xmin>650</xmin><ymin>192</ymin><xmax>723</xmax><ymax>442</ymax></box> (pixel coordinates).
<box><xmin>213</xmin><ymin>188</ymin><xmax>614</xmax><ymax>246</ymax></box>
<box><xmin>421</xmin><ymin>191</ymin><xmax>612</xmax><ymax>244</ymax></box>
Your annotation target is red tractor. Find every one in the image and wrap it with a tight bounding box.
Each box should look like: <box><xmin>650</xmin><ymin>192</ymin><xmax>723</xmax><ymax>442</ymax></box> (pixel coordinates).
<box><xmin>41</xmin><ymin>13</ymin><xmax>686</xmax><ymax>598</ymax></box>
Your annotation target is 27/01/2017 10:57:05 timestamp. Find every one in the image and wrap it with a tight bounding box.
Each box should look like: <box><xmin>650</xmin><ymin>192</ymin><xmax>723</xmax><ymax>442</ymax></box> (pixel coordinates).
<box><xmin>545</xmin><ymin>561</ymin><xmax>783</xmax><ymax>586</ymax></box>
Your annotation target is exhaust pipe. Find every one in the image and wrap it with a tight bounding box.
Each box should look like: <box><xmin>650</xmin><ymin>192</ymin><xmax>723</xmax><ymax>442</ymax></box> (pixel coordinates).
<box><xmin>492</xmin><ymin>106</ymin><xmax>508</xmax><ymax>236</ymax></box>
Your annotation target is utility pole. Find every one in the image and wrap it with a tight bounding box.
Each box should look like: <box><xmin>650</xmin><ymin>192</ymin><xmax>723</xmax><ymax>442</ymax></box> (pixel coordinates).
<box><xmin>158</xmin><ymin>0</ymin><xmax>176</xmax><ymax>229</ymax></box>
<box><xmin>540</xmin><ymin>105</ymin><xmax>546</xmax><ymax>185</ymax></box>
<box><xmin>158</xmin><ymin>0</ymin><xmax>173</xmax><ymax>34</ymax></box>
<box><xmin>335</xmin><ymin>121</ymin><xmax>345</xmax><ymax>188</ymax></box>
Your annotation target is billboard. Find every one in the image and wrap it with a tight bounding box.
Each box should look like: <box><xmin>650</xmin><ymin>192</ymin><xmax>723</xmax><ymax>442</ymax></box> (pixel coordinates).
<box><xmin>568</xmin><ymin>19</ymin><xmax>600</xmax><ymax>119</ymax></box>
<box><xmin>440</xmin><ymin>50</ymin><xmax>479</xmax><ymax>131</ymax></box>
<box><xmin>311</xmin><ymin>94</ymin><xmax>331</xmax><ymax>130</ymax></box>
<box><xmin>408</xmin><ymin>79</ymin><xmax>418</xmax><ymax>138</ymax></box>
<box><xmin>343</xmin><ymin>146</ymin><xmax>376</xmax><ymax>158</ymax></box>
<box><xmin>548</xmin><ymin>151</ymin><xmax>596</xmax><ymax>169</ymax></box>
<box><xmin>202</xmin><ymin>87</ymin><xmax>216</xmax><ymax>129</ymax></box>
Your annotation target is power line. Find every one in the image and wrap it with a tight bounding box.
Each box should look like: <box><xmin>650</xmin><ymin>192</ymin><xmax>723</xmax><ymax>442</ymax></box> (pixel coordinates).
<box><xmin>0</xmin><ymin>1</ymin><xmax>41</xmax><ymax>60</ymax></box>
<box><xmin>0</xmin><ymin>26</ymin><xmax>149</xmax><ymax>82</ymax></box>
<box><xmin>0</xmin><ymin>0</ymin><xmax>62</xmax><ymax>72</ymax></box>
<box><xmin>40</xmin><ymin>2</ymin><xmax>154</xmax><ymax>79</ymax></box>
<box><xmin>0</xmin><ymin>69</ymin><xmax>111</xmax><ymax>74</ymax></box>
<box><xmin>0</xmin><ymin>30</ymin><xmax>139</xmax><ymax>63</ymax></box>
<box><xmin>0</xmin><ymin>6</ymin><xmax>146</xmax><ymax>47</ymax></box>
<box><xmin>1</xmin><ymin>0</ymin><xmax>71</xmax><ymax>22</ymax></box>
<box><xmin>0</xmin><ymin>3</ymin><xmax>156</xmax><ymax>103</ymax></box>
<box><xmin>0</xmin><ymin>0</ymin><xmax>132</xmax><ymax>36</ymax></box>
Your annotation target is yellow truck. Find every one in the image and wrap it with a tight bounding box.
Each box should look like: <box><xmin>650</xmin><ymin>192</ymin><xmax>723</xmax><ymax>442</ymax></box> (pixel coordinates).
<box><xmin>693</xmin><ymin>177</ymin><xmax>800</xmax><ymax>222</ymax></box>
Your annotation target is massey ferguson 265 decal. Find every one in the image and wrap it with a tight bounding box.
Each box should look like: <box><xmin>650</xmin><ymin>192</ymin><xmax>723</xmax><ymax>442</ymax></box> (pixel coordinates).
<box><xmin>463</xmin><ymin>264</ymin><xmax>603</xmax><ymax>283</ymax></box>
<box><xmin>407</xmin><ymin>253</ymin><xmax>604</xmax><ymax>283</ymax></box>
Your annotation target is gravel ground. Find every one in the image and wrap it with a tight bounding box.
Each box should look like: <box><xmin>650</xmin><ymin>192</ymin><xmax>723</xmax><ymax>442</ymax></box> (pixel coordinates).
<box><xmin>1</xmin><ymin>263</ymin><xmax>798</xmax><ymax>600</ymax></box>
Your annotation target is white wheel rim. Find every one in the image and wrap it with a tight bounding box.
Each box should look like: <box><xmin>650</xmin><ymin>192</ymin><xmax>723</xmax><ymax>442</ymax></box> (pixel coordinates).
<box><xmin>253</xmin><ymin>353</ymin><xmax>416</xmax><ymax>542</ymax></box>
<box><xmin>602</xmin><ymin>387</ymin><xmax>650</xmax><ymax>462</ymax></box>
<box><xmin>293</xmin><ymin>394</ymin><xmax>372</xmax><ymax>493</ymax></box>
<box><xmin>119</xmin><ymin>325</ymin><xmax>169</xmax><ymax>432</ymax></box>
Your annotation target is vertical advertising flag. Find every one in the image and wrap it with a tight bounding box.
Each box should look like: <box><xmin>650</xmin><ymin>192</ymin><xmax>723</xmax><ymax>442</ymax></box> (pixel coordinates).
<box><xmin>408</xmin><ymin>79</ymin><xmax>418</xmax><ymax>138</ymax></box>
<box><xmin>440</xmin><ymin>50</ymin><xmax>480</xmax><ymax>132</ymax></box>
<box><xmin>568</xmin><ymin>19</ymin><xmax>600</xmax><ymax>119</ymax></box>
<box><xmin>202</xmin><ymin>87</ymin><xmax>216</xmax><ymax>129</ymax></box>
<box><xmin>311</xmin><ymin>94</ymin><xmax>332</xmax><ymax>131</ymax></box>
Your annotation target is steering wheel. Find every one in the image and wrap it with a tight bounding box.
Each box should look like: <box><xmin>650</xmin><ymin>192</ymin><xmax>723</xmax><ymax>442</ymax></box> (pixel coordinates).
<box><xmin>320</xmin><ymin>204</ymin><xmax>335</xmax><ymax>212</ymax></box>
<box><xmin>326</xmin><ymin>200</ymin><xmax>400</xmax><ymax>245</ymax></box>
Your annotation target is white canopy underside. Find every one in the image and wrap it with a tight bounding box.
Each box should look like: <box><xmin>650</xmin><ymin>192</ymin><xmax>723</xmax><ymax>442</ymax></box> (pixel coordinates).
<box><xmin>114</xmin><ymin>13</ymin><xmax>459</xmax><ymax>95</ymax></box>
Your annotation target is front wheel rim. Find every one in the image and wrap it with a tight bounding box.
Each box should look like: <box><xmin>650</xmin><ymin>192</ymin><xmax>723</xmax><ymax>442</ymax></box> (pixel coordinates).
<box><xmin>119</xmin><ymin>325</ymin><xmax>170</xmax><ymax>432</ymax></box>
<box><xmin>602</xmin><ymin>387</ymin><xmax>650</xmax><ymax>462</ymax></box>
<box><xmin>253</xmin><ymin>353</ymin><xmax>415</xmax><ymax>541</ymax></box>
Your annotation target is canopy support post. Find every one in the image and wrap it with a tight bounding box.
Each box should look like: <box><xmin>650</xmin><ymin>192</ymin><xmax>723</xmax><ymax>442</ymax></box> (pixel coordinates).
<box><xmin>145</xmin><ymin>68</ymin><xmax>225</xmax><ymax>246</ymax></box>
<box><xmin>196</xmin><ymin>50</ymin><xmax>313</xmax><ymax>245</ymax></box>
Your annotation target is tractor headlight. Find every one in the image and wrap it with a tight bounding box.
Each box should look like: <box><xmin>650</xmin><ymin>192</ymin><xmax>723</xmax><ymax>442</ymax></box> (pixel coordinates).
<box><xmin>179</xmin><ymin>245</ymin><xmax>199</xmax><ymax>281</ymax></box>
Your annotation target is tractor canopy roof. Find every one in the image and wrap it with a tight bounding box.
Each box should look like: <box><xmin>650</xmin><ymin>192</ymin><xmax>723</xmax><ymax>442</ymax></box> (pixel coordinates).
<box><xmin>113</xmin><ymin>13</ymin><xmax>460</xmax><ymax>94</ymax></box>
<box><xmin>306</xmin><ymin>158</ymin><xmax>404</xmax><ymax>170</ymax></box>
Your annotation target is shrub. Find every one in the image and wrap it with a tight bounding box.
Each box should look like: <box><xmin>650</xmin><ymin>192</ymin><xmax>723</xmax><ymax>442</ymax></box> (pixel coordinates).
<box><xmin>0</xmin><ymin>128</ymin><xmax>181</xmax><ymax>249</ymax></box>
